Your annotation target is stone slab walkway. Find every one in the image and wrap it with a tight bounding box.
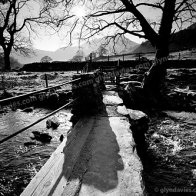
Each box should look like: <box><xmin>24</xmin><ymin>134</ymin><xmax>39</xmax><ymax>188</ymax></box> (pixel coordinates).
<box><xmin>21</xmin><ymin>89</ymin><xmax>145</xmax><ymax>196</ymax></box>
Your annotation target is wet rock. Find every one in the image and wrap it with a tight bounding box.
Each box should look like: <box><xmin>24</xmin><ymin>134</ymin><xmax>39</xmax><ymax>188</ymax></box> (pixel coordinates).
<box><xmin>0</xmin><ymin>90</ymin><xmax>14</xmax><ymax>100</ymax></box>
<box><xmin>31</xmin><ymin>131</ymin><xmax>52</xmax><ymax>143</ymax></box>
<box><xmin>24</xmin><ymin>141</ymin><xmax>37</xmax><ymax>147</ymax></box>
<box><xmin>127</xmin><ymin>109</ymin><xmax>149</xmax><ymax>132</ymax></box>
<box><xmin>59</xmin><ymin>134</ymin><xmax>64</xmax><ymax>142</ymax></box>
<box><xmin>117</xmin><ymin>105</ymin><xmax>129</xmax><ymax>116</ymax></box>
<box><xmin>103</xmin><ymin>95</ymin><xmax>123</xmax><ymax>106</ymax></box>
<box><xmin>22</xmin><ymin>107</ymin><xmax>33</xmax><ymax>112</ymax></box>
<box><xmin>127</xmin><ymin>109</ymin><xmax>149</xmax><ymax>149</ymax></box>
<box><xmin>46</xmin><ymin>117</ymin><xmax>60</xmax><ymax>129</ymax></box>
<box><xmin>128</xmin><ymin>109</ymin><xmax>148</xmax><ymax>122</ymax></box>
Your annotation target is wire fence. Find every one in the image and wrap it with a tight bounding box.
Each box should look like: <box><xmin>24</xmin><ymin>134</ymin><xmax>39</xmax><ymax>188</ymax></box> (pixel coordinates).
<box><xmin>0</xmin><ymin>99</ymin><xmax>78</xmax><ymax>144</ymax></box>
<box><xmin>0</xmin><ymin>77</ymin><xmax>81</xmax><ymax>144</ymax></box>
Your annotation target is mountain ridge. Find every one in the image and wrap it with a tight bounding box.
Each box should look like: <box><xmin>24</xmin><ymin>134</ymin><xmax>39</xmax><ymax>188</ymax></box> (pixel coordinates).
<box><xmin>133</xmin><ymin>23</ymin><xmax>196</xmax><ymax>53</ymax></box>
<box><xmin>10</xmin><ymin>37</ymin><xmax>138</xmax><ymax>65</ymax></box>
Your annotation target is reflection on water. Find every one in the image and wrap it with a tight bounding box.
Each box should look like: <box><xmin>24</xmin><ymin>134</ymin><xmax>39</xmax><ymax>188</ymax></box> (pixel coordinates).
<box><xmin>144</xmin><ymin>111</ymin><xmax>196</xmax><ymax>195</ymax></box>
<box><xmin>0</xmin><ymin>108</ymin><xmax>72</xmax><ymax>196</ymax></box>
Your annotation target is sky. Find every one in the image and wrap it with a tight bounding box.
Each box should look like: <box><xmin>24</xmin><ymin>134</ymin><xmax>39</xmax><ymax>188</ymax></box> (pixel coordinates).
<box><xmin>32</xmin><ymin>2</ymin><xmax>159</xmax><ymax>51</ymax></box>
<box><xmin>29</xmin><ymin>1</ymin><xmax>186</xmax><ymax>52</ymax></box>
<box><xmin>33</xmin><ymin>31</ymin><xmax>145</xmax><ymax>52</ymax></box>
<box><xmin>1</xmin><ymin>0</ymin><xmax>194</xmax><ymax>52</ymax></box>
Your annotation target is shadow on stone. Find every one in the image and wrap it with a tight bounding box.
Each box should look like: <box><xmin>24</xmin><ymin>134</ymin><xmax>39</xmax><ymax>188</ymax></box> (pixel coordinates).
<box><xmin>48</xmin><ymin>105</ymin><xmax>124</xmax><ymax>195</ymax></box>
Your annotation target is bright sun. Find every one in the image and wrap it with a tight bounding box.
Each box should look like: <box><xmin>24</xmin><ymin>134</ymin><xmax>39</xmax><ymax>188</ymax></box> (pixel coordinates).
<box><xmin>73</xmin><ymin>6</ymin><xmax>86</xmax><ymax>18</ymax></box>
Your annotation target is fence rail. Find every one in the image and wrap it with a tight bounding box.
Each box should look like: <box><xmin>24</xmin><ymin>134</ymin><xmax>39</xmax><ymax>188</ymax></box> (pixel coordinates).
<box><xmin>0</xmin><ymin>98</ymin><xmax>78</xmax><ymax>144</ymax></box>
<box><xmin>0</xmin><ymin>78</ymin><xmax>81</xmax><ymax>106</ymax></box>
<box><xmin>0</xmin><ymin>78</ymin><xmax>82</xmax><ymax>144</ymax></box>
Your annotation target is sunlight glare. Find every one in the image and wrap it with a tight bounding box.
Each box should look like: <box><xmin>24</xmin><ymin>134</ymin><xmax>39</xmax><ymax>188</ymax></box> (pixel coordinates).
<box><xmin>72</xmin><ymin>6</ymin><xmax>86</xmax><ymax>18</ymax></box>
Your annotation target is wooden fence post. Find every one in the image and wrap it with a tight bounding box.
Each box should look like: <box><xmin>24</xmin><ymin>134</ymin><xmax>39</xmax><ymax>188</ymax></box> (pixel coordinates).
<box><xmin>45</xmin><ymin>74</ymin><xmax>48</xmax><ymax>88</ymax></box>
<box><xmin>116</xmin><ymin>59</ymin><xmax>120</xmax><ymax>85</ymax></box>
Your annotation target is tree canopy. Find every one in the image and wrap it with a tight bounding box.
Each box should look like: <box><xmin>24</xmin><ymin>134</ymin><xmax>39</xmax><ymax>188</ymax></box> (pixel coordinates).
<box><xmin>53</xmin><ymin>0</ymin><xmax>195</xmax><ymax>54</ymax></box>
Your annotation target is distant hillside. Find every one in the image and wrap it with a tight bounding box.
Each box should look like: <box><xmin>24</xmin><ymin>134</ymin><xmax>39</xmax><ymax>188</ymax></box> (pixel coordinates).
<box><xmin>11</xmin><ymin>46</ymin><xmax>79</xmax><ymax>65</ymax></box>
<box><xmin>9</xmin><ymin>36</ymin><xmax>138</xmax><ymax>65</ymax></box>
<box><xmin>133</xmin><ymin>23</ymin><xmax>196</xmax><ymax>53</ymax></box>
<box><xmin>81</xmin><ymin>37</ymin><xmax>138</xmax><ymax>55</ymax></box>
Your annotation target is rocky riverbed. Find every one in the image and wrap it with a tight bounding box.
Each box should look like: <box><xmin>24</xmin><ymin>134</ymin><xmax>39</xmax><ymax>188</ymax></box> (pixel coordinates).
<box><xmin>119</xmin><ymin>67</ymin><xmax>196</xmax><ymax>195</ymax></box>
<box><xmin>0</xmin><ymin>71</ymin><xmax>75</xmax><ymax>196</ymax></box>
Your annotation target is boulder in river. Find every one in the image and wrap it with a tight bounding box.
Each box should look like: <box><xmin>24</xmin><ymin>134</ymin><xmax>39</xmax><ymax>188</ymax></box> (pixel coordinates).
<box><xmin>59</xmin><ymin>134</ymin><xmax>64</xmax><ymax>142</ymax></box>
<box><xmin>24</xmin><ymin>141</ymin><xmax>37</xmax><ymax>147</ymax></box>
<box><xmin>127</xmin><ymin>109</ymin><xmax>149</xmax><ymax>149</ymax></box>
<box><xmin>128</xmin><ymin>109</ymin><xmax>149</xmax><ymax>131</ymax></box>
<box><xmin>31</xmin><ymin>131</ymin><xmax>52</xmax><ymax>143</ymax></box>
<box><xmin>46</xmin><ymin>117</ymin><xmax>60</xmax><ymax>129</ymax></box>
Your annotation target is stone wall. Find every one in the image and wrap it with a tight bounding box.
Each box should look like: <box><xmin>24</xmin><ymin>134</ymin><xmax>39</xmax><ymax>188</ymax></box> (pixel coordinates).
<box><xmin>71</xmin><ymin>70</ymin><xmax>105</xmax><ymax>125</ymax></box>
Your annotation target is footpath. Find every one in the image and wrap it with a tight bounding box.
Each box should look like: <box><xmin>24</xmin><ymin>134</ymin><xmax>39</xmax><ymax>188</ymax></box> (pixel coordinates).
<box><xmin>21</xmin><ymin>86</ymin><xmax>145</xmax><ymax>196</ymax></box>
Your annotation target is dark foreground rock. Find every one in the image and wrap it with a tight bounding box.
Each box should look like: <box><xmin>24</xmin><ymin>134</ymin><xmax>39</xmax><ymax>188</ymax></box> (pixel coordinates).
<box><xmin>46</xmin><ymin>117</ymin><xmax>60</xmax><ymax>129</ymax></box>
<box><xmin>0</xmin><ymin>90</ymin><xmax>14</xmax><ymax>100</ymax></box>
<box><xmin>128</xmin><ymin>109</ymin><xmax>149</xmax><ymax>151</ymax></box>
<box><xmin>31</xmin><ymin>131</ymin><xmax>52</xmax><ymax>143</ymax></box>
<box><xmin>24</xmin><ymin>141</ymin><xmax>37</xmax><ymax>147</ymax></box>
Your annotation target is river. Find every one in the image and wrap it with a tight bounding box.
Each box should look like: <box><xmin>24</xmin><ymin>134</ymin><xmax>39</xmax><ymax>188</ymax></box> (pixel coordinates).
<box><xmin>143</xmin><ymin>110</ymin><xmax>196</xmax><ymax>196</ymax></box>
<box><xmin>0</xmin><ymin>71</ymin><xmax>74</xmax><ymax>196</ymax></box>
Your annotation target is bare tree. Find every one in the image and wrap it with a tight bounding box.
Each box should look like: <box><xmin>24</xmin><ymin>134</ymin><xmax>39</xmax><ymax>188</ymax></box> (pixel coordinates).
<box><xmin>0</xmin><ymin>0</ymin><xmax>57</xmax><ymax>71</ymax></box>
<box><xmin>54</xmin><ymin>0</ymin><xmax>196</xmax><ymax>100</ymax></box>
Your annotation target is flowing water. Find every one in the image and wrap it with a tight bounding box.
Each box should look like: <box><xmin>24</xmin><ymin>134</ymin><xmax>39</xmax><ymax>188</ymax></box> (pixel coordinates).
<box><xmin>0</xmin><ymin>72</ymin><xmax>74</xmax><ymax>196</ymax></box>
<box><xmin>144</xmin><ymin>111</ymin><xmax>196</xmax><ymax>196</ymax></box>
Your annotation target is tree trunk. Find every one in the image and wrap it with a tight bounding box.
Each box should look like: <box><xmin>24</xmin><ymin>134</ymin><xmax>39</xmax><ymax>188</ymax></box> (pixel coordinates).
<box><xmin>141</xmin><ymin>0</ymin><xmax>176</xmax><ymax>103</ymax></box>
<box><xmin>3</xmin><ymin>51</ymin><xmax>11</xmax><ymax>71</ymax></box>
<box><xmin>141</xmin><ymin>41</ymin><xmax>169</xmax><ymax>104</ymax></box>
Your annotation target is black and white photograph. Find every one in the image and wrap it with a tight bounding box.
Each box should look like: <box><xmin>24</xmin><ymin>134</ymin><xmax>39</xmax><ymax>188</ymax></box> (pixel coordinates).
<box><xmin>0</xmin><ymin>0</ymin><xmax>196</xmax><ymax>195</ymax></box>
